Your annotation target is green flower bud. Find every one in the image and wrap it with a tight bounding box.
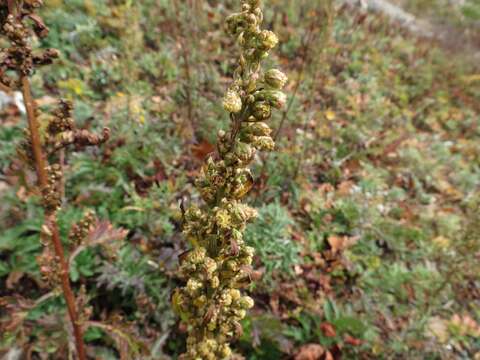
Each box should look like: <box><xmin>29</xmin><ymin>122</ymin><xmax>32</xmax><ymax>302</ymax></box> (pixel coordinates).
<box><xmin>193</xmin><ymin>295</ymin><xmax>207</xmax><ymax>308</ymax></box>
<box><xmin>252</xmin><ymin>135</ymin><xmax>275</xmax><ymax>151</ymax></box>
<box><xmin>235</xmin><ymin>309</ymin><xmax>247</xmax><ymax>319</ymax></box>
<box><xmin>234</xmin><ymin>141</ymin><xmax>256</xmax><ymax>164</ymax></box>
<box><xmin>223</xmin><ymin>89</ymin><xmax>243</xmax><ymax>113</ymax></box>
<box><xmin>255</xmin><ymin>90</ymin><xmax>287</xmax><ymax>109</ymax></box>
<box><xmin>225</xmin><ymin>259</ymin><xmax>239</xmax><ymax>271</ymax></box>
<box><xmin>225</xmin><ymin>14</ymin><xmax>243</xmax><ymax>34</ymax></box>
<box><xmin>198</xmin><ymin>341</ymin><xmax>211</xmax><ymax>357</ymax></box>
<box><xmin>264</xmin><ymin>69</ymin><xmax>288</xmax><ymax>89</ymax></box>
<box><xmin>251</xmin><ymin>101</ymin><xmax>271</xmax><ymax>120</ymax></box>
<box><xmin>248</xmin><ymin>0</ymin><xmax>261</xmax><ymax>8</ymax></box>
<box><xmin>242</xmin><ymin>122</ymin><xmax>272</xmax><ymax>137</ymax></box>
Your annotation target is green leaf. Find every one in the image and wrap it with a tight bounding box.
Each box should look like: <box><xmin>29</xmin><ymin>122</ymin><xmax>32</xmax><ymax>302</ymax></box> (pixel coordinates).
<box><xmin>332</xmin><ymin>316</ymin><xmax>366</xmax><ymax>337</ymax></box>
<box><xmin>323</xmin><ymin>298</ymin><xmax>339</xmax><ymax>322</ymax></box>
<box><xmin>84</xmin><ymin>326</ymin><xmax>105</xmax><ymax>342</ymax></box>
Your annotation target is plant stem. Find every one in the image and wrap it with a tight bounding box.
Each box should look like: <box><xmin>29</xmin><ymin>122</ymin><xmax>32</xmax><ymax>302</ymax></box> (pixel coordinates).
<box><xmin>21</xmin><ymin>76</ymin><xmax>87</xmax><ymax>360</ymax></box>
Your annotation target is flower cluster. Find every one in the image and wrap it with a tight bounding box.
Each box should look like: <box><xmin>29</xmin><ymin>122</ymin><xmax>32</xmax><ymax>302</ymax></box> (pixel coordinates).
<box><xmin>172</xmin><ymin>0</ymin><xmax>287</xmax><ymax>358</ymax></box>
<box><xmin>45</xmin><ymin>99</ymin><xmax>110</xmax><ymax>154</ymax></box>
<box><xmin>1</xmin><ymin>6</ymin><xmax>58</xmax><ymax>88</ymax></box>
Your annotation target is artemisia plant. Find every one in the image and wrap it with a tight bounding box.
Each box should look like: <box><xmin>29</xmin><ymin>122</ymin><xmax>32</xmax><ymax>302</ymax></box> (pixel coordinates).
<box><xmin>172</xmin><ymin>0</ymin><xmax>288</xmax><ymax>358</ymax></box>
<box><xmin>1</xmin><ymin>1</ymin><xmax>110</xmax><ymax>358</ymax></box>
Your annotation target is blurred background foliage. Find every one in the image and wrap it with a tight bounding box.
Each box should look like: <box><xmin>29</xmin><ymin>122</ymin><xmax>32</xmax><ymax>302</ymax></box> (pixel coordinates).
<box><xmin>0</xmin><ymin>0</ymin><xmax>479</xmax><ymax>358</ymax></box>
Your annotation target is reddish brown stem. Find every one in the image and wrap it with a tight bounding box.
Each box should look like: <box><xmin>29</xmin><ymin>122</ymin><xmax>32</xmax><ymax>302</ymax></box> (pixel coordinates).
<box><xmin>21</xmin><ymin>71</ymin><xmax>87</xmax><ymax>360</ymax></box>
<box><xmin>7</xmin><ymin>2</ymin><xmax>86</xmax><ymax>357</ymax></box>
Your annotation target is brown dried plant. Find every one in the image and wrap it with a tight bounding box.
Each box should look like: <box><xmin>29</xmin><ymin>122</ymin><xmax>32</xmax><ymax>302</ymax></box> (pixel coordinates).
<box><xmin>1</xmin><ymin>1</ymin><xmax>111</xmax><ymax>358</ymax></box>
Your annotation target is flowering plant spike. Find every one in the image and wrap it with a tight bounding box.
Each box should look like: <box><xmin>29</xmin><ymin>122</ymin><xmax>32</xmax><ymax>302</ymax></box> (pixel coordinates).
<box><xmin>172</xmin><ymin>1</ymin><xmax>287</xmax><ymax>358</ymax></box>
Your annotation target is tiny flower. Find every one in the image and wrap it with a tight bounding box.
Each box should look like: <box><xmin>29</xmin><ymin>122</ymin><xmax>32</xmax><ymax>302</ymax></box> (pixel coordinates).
<box><xmin>259</xmin><ymin>30</ymin><xmax>278</xmax><ymax>50</ymax></box>
<box><xmin>242</xmin><ymin>122</ymin><xmax>272</xmax><ymax>137</ymax></box>
<box><xmin>251</xmin><ymin>101</ymin><xmax>272</xmax><ymax>120</ymax></box>
<box><xmin>203</xmin><ymin>257</ymin><xmax>217</xmax><ymax>274</ymax></box>
<box><xmin>252</xmin><ymin>135</ymin><xmax>275</xmax><ymax>151</ymax></box>
<box><xmin>188</xmin><ymin>246</ymin><xmax>206</xmax><ymax>264</ymax></box>
<box><xmin>218</xmin><ymin>344</ymin><xmax>232</xmax><ymax>358</ymax></box>
<box><xmin>234</xmin><ymin>141</ymin><xmax>256</xmax><ymax>163</ymax></box>
<box><xmin>264</xmin><ymin>69</ymin><xmax>288</xmax><ymax>89</ymax></box>
<box><xmin>255</xmin><ymin>89</ymin><xmax>287</xmax><ymax>109</ymax></box>
<box><xmin>215</xmin><ymin>209</ymin><xmax>232</xmax><ymax>229</ymax></box>
<box><xmin>230</xmin><ymin>289</ymin><xmax>241</xmax><ymax>300</ymax></box>
<box><xmin>238</xmin><ymin>296</ymin><xmax>255</xmax><ymax>309</ymax></box>
<box><xmin>186</xmin><ymin>279</ymin><xmax>203</xmax><ymax>296</ymax></box>
<box><xmin>235</xmin><ymin>309</ymin><xmax>247</xmax><ymax>319</ymax></box>
<box><xmin>223</xmin><ymin>89</ymin><xmax>243</xmax><ymax>113</ymax></box>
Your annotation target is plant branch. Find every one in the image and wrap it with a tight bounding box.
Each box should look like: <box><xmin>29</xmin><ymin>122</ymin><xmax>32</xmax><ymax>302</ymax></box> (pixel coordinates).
<box><xmin>21</xmin><ymin>76</ymin><xmax>87</xmax><ymax>360</ymax></box>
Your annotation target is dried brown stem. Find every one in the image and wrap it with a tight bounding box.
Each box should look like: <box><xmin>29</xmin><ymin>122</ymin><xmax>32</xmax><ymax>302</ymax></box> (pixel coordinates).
<box><xmin>20</xmin><ymin>59</ymin><xmax>87</xmax><ymax>360</ymax></box>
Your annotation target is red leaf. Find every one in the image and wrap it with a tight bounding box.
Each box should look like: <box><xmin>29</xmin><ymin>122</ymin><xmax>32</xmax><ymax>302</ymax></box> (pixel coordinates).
<box><xmin>320</xmin><ymin>322</ymin><xmax>337</xmax><ymax>338</ymax></box>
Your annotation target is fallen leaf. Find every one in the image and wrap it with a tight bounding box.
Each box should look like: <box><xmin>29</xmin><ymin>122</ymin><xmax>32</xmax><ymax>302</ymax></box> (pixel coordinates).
<box><xmin>320</xmin><ymin>322</ymin><xmax>337</xmax><ymax>337</ymax></box>
<box><xmin>295</xmin><ymin>344</ymin><xmax>325</xmax><ymax>360</ymax></box>
<box><xmin>344</xmin><ymin>334</ymin><xmax>362</xmax><ymax>346</ymax></box>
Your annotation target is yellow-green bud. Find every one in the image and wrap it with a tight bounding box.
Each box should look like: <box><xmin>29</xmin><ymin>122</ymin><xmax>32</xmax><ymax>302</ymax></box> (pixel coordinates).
<box><xmin>188</xmin><ymin>247</ymin><xmax>207</xmax><ymax>264</ymax></box>
<box><xmin>193</xmin><ymin>295</ymin><xmax>207</xmax><ymax>308</ymax></box>
<box><xmin>259</xmin><ymin>30</ymin><xmax>278</xmax><ymax>50</ymax></box>
<box><xmin>223</xmin><ymin>89</ymin><xmax>243</xmax><ymax>113</ymax></box>
<box><xmin>252</xmin><ymin>135</ymin><xmax>275</xmax><ymax>151</ymax></box>
<box><xmin>244</xmin><ymin>246</ymin><xmax>255</xmax><ymax>257</ymax></box>
<box><xmin>251</xmin><ymin>101</ymin><xmax>271</xmax><ymax>120</ymax></box>
<box><xmin>230</xmin><ymin>289</ymin><xmax>241</xmax><ymax>301</ymax></box>
<box><xmin>242</xmin><ymin>122</ymin><xmax>272</xmax><ymax>137</ymax></box>
<box><xmin>210</xmin><ymin>276</ymin><xmax>220</xmax><ymax>288</ymax></box>
<box><xmin>218</xmin><ymin>344</ymin><xmax>232</xmax><ymax>358</ymax></box>
<box><xmin>240</xmin><ymin>255</ymin><xmax>253</xmax><ymax>265</ymax></box>
<box><xmin>238</xmin><ymin>296</ymin><xmax>255</xmax><ymax>309</ymax></box>
<box><xmin>203</xmin><ymin>257</ymin><xmax>218</xmax><ymax>274</ymax></box>
<box><xmin>255</xmin><ymin>90</ymin><xmax>287</xmax><ymax>109</ymax></box>
<box><xmin>264</xmin><ymin>69</ymin><xmax>288</xmax><ymax>89</ymax></box>
<box><xmin>215</xmin><ymin>209</ymin><xmax>232</xmax><ymax>229</ymax></box>
<box><xmin>220</xmin><ymin>292</ymin><xmax>233</xmax><ymax>306</ymax></box>
<box><xmin>235</xmin><ymin>309</ymin><xmax>247</xmax><ymax>319</ymax></box>
<box><xmin>234</xmin><ymin>141</ymin><xmax>256</xmax><ymax>163</ymax></box>
<box><xmin>186</xmin><ymin>279</ymin><xmax>203</xmax><ymax>296</ymax></box>
<box><xmin>226</xmin><ymin>260</ymin><xmax>239</xmax><ymax>271</ymax></box>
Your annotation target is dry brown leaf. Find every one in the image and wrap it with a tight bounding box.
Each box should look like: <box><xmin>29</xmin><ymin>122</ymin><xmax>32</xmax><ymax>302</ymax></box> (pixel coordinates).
<box><xmin>327</xmin><ymin>235</ymin><xmax>359</xmax><ymax>254</ymax></box>
<box><xmin>294</xmin><ymin>344</ymin><xmax>325</xmax><ymax>360</ymax></box>
<box><xmin>320</xmin><ymin>322</ymin><xmax>337</xmax><ymax>338</ymax></box>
